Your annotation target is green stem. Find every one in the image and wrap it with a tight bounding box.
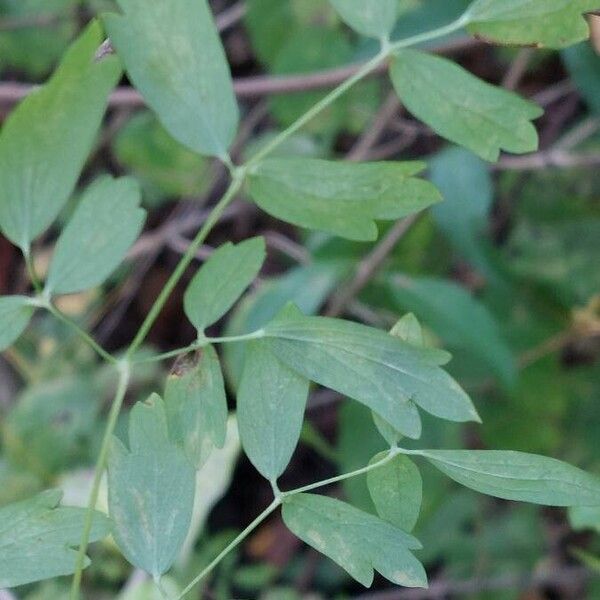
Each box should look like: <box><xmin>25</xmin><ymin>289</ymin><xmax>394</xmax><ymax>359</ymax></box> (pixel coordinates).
<box><xmin>70</xmin><ymin>363</ymin><xmax>131</xmax><ymax>600</ymax></box>
<box><xmin>246</xmin><ymin>52</ymin><xmax>386</xmax><ymax>169</ymax></box>
<box><xmin>24</xmin><ymin>252</ymin><xmax>43</xmax><ymax>294</ymax></box>
<box><xmin>127</xmin><ymin>176</ymin><xmax>245</xmax><ymax>357</ymax></box>
<box><xmin>177</xmin><ymin>449</ymin><xmax>405</xmax><ymax>596</ymax></box>
<box><xmin>46</xmin><ymin>303</ymin><xmax>117</xmax><ymax>364</ymax></box>
<box><xmin>389</xmin><ymin>13</ymin><xmax>469</xmax><ymax>53</ymax></box>
<box><xmin>245</xmin><ymin>14</ymin><xmax>468</xmax><ymax>169</ymax></box>
<box><xmin>132</xmin><ymin>330</ymin><xmax>266</xmax><ymax>365</ymax></box>
<box><xmin>281</xmin><ymin>448</ymin><xmax>400</xmax><ymax>497</ymax></box>
<box><xmin>174</xmin><ymin>499</ymin><xmax>281</xmax><ymax>600</ymax></box>
<box><xmin>71</xmin><ymin>13</ymin><xmax>469</xmax><ymax>598</ymax></box>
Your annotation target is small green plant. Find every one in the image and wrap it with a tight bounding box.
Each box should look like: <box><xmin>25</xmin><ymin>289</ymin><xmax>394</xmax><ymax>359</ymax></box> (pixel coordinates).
<box><xmin>0</xmin><ymin>0</ymin><xmax>599</xmax><ymax>598</ymax></box>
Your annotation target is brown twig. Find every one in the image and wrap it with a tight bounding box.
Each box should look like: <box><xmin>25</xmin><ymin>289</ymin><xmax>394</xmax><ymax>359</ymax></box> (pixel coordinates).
<box><xmin>326</xmin><ymin>215</ymin><xmax>419</xmax><ymax>317</ymax></box>
<box><xmin>0</xmin><ymin>38</ymin><xmax>480</xmax><ymax>107</ymax></box>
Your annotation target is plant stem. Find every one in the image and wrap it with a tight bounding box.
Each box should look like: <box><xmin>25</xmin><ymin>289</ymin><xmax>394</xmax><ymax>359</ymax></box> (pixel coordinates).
<box><xmin>24</xmin><ymin>252</ymin><xmax>42</xmax><ymax>294</ymax></box>
<box><xmin>71</xmin><ymin>13</ymin><xmax>470</xmax><ymax>599</ymax></box>
<box><xmin>70</xmin><ymin>363</ymin><xmax>131</xmax><ymax>600</ymax></box>
<box><xmin>246</xmin><ymin>52</ymin><xmax>386</xmax><ymax>168</ymax></box>
<box><xmin>177</xmin><ymin>449</ymin><xmax>405</xmax><ymax>595</ymax></box>
<box><xmin>132</xmin><ymin>330</ymin><xmax>266</xmax><ymax>365</ymax></box>
<box><xmin>127</xmin><ymin>176</ymin><xmax>244</xmax><ymax>357</ymax></box>
<box><xmin>245</xmin><ymin>14</ymin><xmax>468</xmax><ymax>169</ymax></box>
<box><xmin>174</xmin><ymin>499</ymin><xmax>281</xmax><ymax>600</ymax></box>
<box><xmin>46</xmin><ymin>303</ymin><xmax>117</xmax><ymax>364</ymax></box>
<box><xmin>281</xmin><ymin>448</ymin><xmax>400</xmax><ymax>497</ymax></box>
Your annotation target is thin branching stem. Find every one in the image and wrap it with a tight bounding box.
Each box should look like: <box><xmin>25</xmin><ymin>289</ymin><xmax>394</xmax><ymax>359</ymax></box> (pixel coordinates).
<box><xmin>70</xmin><ymin>363</ymin><xmax>131</xmax><ymax>599</ymax></box>
<box><xmin>69</xmin><ymin>13</ymin><xmax>472</xmax><ymax>599</ymax></box>
<box><xmin>132</xmin><ymin>330</ymin><xmax>267</xmax><ymax>365</ymax></box>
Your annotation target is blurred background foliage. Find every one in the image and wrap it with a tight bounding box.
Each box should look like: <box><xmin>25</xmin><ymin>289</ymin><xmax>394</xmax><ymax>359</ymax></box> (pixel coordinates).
<box><xmin>0</xmin><ymin>0</ymin><xmax>599</xmax><ymax>598</ymax></box>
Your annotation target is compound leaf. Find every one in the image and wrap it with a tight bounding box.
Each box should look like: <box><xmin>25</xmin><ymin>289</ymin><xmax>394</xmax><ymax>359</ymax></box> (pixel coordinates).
<box><xmin>248</xmin><ymin>158</ymin><xmax>441</xmax><ymax>241</ymax></box>
<box><xmin>329</xmin><ymin>0</ymin><xmax>399</xmax><ymax>39</ymax></box>
<box><xmin>237</xmin><ymin>339</ymin><xmax>309</xmax><ymax>481</ymax></box>
<box><xmin>164</xmin><ymin>345</ymin><xmax>228</xmax><ymax>469</ymax></box>
<box><xmin>0</xmin><ymin>296</ymin><xmax>34</xmax><ymax>351</ymax></box>
<box><xmin>368</xmin><ymin>453</ymin><xmax>423</xmax><ymax>532</ymax></box>
<box><xmin>46</xmin><ymin>176</ymin><xmax>146</xmax><ymax>295</ymax></box>
<box><xmin>184</xmin><ymin>237</ymin><xmax>266</xmax><ymax>333</ymax></box>
<box><xmin>0</xmin><ymin>21</ymin><xmax>120</xmax><ymax>252</ymax></box>
<box><xmin>465</xmin><ymin>0</ymin><xmax>600</xmax><ymax>49</ymax></box>
<box><xmin>104</xmin><ymin>0</ymin><xmax>239</xmax><ymax>159</ymax></box>
<box><xmin>108</xmin><ymin>396</ymin><xmax>195</xmax><ymax>578</ymax></box>
<box><xmin>390</xmin><ymin>49</ymin><xmax>543</xmax><ymax>161</ymax></box>
<box><xmin>264</xmin><ymin>305</ymin><xmax>480</xmax><ymax>439</ymax></box>
<box><xmin>422</xmin><ymin>450</ymin><xmax>600</xmax><ymax>506</ymax></box>
<box><xmin>0</xmin><ymin>489</ymin><xmax>110</xmax><ymax>588</ymax></box>
<box><xmin>282</xmin><ymin>493</ymin><xmax>427</xmax><ymax>588</ymax></box>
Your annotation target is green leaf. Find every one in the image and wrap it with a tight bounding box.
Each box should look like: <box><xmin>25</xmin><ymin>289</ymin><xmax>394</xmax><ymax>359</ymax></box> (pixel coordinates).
<box><xmin>114</xmin><ymin>111</ymin><xmax>212</xmax><ymax>201</ymax></box>
<box><xmin>562</xmin><ymin>42</ymin><xmax>600</xmax><ymax>115</ymax></box>
<box><xmin>282</xmin><ymin>493</ymin><xmax>427</xmax><ymax>588</ymax></box>
<box><xmin>465</xmin><ymin>0</ymin><xmax>599</xmax><ymax>49</ymax></box>
<box><xmin>46</xmin><ymin>176</ymin><xmax>145</xmax><ymax>295</ymax></box>
<box><xmin>108</xmin><ymin>396</ymin><xmax>196</xmax><ymax>578</ymax></box>
<box><xmin>164</xmin><ymin>346</ymin><xmax>228</xmax><ymax>468</ymax></box>
<box><xmin>329</xmin><ymin>0</ymin><xmax>399</xmax><ymax>39</ymax></box>
<box><xmin>0</xmin><ymin>489</ymin><xmax>110</xmax><ymax>588</ymax></box>
<box><xmin>264</xmin><ymin>305</ymin><xmax>480</xmax><ymax>439</ymax></box>
<box><xmin>390</xmin><ymin>313</ymin><xmax>425</xmax><ymax>347</ymax></box>
<box><xmin>184</xmin><ymin>237</ymin><xmax>266</xmax><ymax>333</ymax></box>
<box><xmin>0</xmin><ymin>0</ymin><xmax>78</xmax><ymax>78</ymax></box>
<box><xmin>128</xmin><ymin>393</ymin><xmax>171</xmax><ymax>453</ymax></box>
<box><xmin>570</xmin><ymin>505</ymin><xmax>600</xmax><ymax>533</ymax></box>
<box><xmin>0</xmin><ymin>296</ymin><xmax>34</xmax><ymax>351</ymax></box>
<box><xmin>422</xmin><ymin>450</ymin><xmax>600</xmax><ymax>506</ymax></box>
<box><xmin>237</xmin><ymin>339</ymin><xmax>309</xmax><ymax>481</ymax></box>
<box><xmin>386</xmin><ymin>275</ymin><xmax>516</xmax><ymax>387</ymax></box>
<box><xmin>367</xmin><ymin>453</ymin><xmax>422</xmax><ymax>532</ymax></box>
<box><xmin>4</xmin><ymin>376</ymin><xmax>100</xmax><ymax>477</ymax></box>
<box><xmin>390</xmin><ymin>49</ymin><xmax>543</xmax><ymax>161</ymax></box>
<box><xmin>104</xmin><ymin>0</ymin><xmax>239</xmax><ymax>159</ymax></box>
<box><xmin>372</xmin><ymin>314</ymin><xmax>425</xmax><ymax>446</ymax></box>
<box><xmin>248</xmin><ymin>158</ymin><xmax>441</xmax><ymax>241</ymax></box>
<box><xmin>0</xmin><ymin>21</ymin><xmax>121</xmax><ymax>252</ymax></box>
<box><xmin>429</xmin><ymin>147</ymin><xmax>494</xmax><ymax>271</ymax></box>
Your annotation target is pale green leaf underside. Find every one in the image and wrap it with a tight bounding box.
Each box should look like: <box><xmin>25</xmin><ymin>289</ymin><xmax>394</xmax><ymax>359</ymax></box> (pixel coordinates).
<box><xmin>0</xmin><ymin>489</ymin><xmax>110</xmax><ymax>588</ymax></box>
<box><xmin>46</xmin><ymin>175</ymin><xmax>146</xmax><ymax>295</ymax></box>
<box><xmin>0</xmin><ymin>296</ymin><xmax>34</xmax><ymax>351</ymax></box>
<box><xmin>108</xmin><ymin>397</ymin><xmax>195</xmax><ymax>578</ymax></box>
<box><xmin>329</xmin><ymin>0</ymin><xmax>398</xmax><ymax>38</ymax></box>
<box><xmin>248</xmin><ymin>158</ymin><xmax>441</xmax><ymax>241</ymax></box>
<box><xmin>164</xmin><ymin>345</ymin><xmax>228</xmax><ymax>469</ymax></box>
<box><xmin>466</xmin><ymin>0</ymin><xmax>599</xmax><ymax>49</ymax></box>
<box><xmin>0</xmin><ymin>21</ymin><xmax>121</xmax><ymax>251</ymax></box>
<box><xmin>282</xmin><ymin>493</ymin><xmax>427</xmax><ymax>588</ymax></box>
<box><xmin>184</xmin><ymin>237</ymin><xmax>266</xmax><ymax>332</ymax></box>
<box><xmin>264</xmin><ymin>306</ymin><xmax>479</xmax><ymax>440</ymax></box>
<box><xmin>423</xmin><ymin>450</ymin><xmax>600</xmax><ymax>506</ymax></box>
<box><xmin>368</xmin><ymin>453</ymin><xmax>423</xmax><ymax>532</ymax></box>
<box><xmin>237</xmin><ymin>339</ymin><xmax>309</xmax><ymax>481</ymax></box>
<box><xmin>390</xmin><ymin>49</ymin><xmax>543</xmax><ymax>161</ymax></box>
<box><xmin>104</xmin><ymin>0</ymin><xmax>239</xmax><ymax>158</ymax></box>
